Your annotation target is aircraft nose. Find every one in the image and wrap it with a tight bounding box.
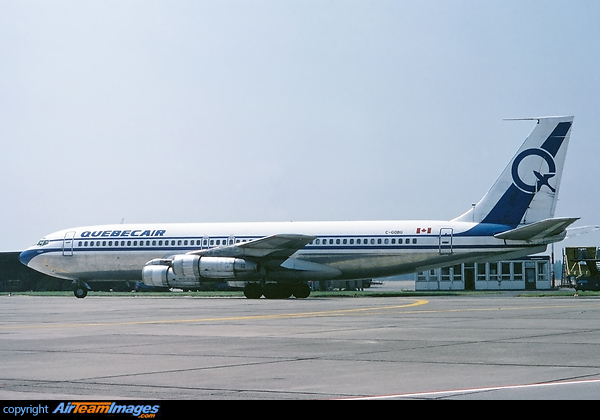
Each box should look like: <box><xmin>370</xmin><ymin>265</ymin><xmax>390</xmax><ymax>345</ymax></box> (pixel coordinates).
<box><xmin>19</xmin><ymin>249</ymin><xmax>38</xmax><ymax>266</ymax></box>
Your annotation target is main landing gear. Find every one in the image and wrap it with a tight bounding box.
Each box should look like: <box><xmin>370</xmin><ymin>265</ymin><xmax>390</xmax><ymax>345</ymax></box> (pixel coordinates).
<box><xmin>243</xmin><ymin>282</ymin><xmax>311</xmax><ymax>299</ymax></box>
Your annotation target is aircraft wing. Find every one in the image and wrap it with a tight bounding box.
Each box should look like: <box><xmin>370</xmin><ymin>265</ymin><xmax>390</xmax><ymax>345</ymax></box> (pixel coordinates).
<box><xmin>494</xmin><ymin>217</ymin><xmax>580</xmax><ymax>242</ymax></box>
<box><xmin>187</xmin><ymin>234</ymin><xmax>316</xmax><ymax>260</ymax></box>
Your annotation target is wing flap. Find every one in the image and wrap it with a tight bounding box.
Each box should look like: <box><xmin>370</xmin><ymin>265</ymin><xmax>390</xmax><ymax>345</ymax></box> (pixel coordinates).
<box><xmin>280</xmin><ymin>258</ymin><xmax>342</xmax><ymax>278</ymax></box>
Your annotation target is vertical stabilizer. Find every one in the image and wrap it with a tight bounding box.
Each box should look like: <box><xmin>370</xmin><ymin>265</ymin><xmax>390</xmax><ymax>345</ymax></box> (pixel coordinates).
<box><xmin>453</xmin><ymin>116</ymin><xmax>573</xmax><ymax>227</ymax></box>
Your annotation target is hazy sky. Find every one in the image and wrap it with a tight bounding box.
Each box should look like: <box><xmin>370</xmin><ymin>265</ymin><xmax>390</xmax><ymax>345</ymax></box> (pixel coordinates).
<box><xmin>1</xmin><ymin>1</ymin><xmax>599</xmax><ymax>257</ymax></box>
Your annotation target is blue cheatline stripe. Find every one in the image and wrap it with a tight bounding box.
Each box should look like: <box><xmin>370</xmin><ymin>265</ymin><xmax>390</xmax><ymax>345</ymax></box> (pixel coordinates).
<box><xmin>25</xmin><ymin>241</ymin><xmax>538</xmax><ymax>260</ymax></box>
<box><xmin>30</xmin><ymin>230</ymin><xmax>529</xmax><ymax>254</ymax></box>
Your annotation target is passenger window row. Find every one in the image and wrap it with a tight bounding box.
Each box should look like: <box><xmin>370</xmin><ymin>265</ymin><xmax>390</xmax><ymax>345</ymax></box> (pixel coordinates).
<box><xmin>76</xmin><ymin>237</ymin><xmax>253</xmax><ymax>248</ymax></box>
<box><xmin>75</xmin><ymin>236</ymin><xmax>418</xmax><ymax>248</ymax></box>
<box><xmin>311</xmin><ymin>237</ymin><xmax>417</xmax><ymax>245</ymax></box>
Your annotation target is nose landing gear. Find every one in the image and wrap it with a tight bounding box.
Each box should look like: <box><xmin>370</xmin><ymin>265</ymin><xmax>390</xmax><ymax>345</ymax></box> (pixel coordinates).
<box><xmin>73</xmin><ymin>281</ymin><xmax>91</xmax><ymax>299</ymax></box>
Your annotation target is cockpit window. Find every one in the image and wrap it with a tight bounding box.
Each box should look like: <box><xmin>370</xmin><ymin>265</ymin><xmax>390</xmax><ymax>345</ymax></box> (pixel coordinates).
<box><xmin>37</xmin><ymin>239</ymin><xmax>50</xmax><ymax>246</ymax></box>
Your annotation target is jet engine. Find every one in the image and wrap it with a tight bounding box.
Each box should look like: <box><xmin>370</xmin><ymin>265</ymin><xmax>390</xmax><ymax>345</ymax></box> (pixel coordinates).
<box><xmin>142</xmin><ymin>256</ymin><xmax>259</xmax><ymax>288</ymax></box>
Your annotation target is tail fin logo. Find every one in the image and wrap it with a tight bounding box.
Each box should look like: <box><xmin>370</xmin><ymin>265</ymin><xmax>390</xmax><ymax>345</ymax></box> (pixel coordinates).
<box><xmin>511</xmin><ymin>148</ymin><xmax>556</xmax><ymax>195</ymax></box>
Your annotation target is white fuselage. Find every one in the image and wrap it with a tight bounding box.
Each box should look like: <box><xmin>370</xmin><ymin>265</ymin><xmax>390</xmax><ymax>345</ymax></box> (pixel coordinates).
<box><xmin>20</xmin><ymin>220</ymin><xmax>547</xmax><ymax>283</ymax></box>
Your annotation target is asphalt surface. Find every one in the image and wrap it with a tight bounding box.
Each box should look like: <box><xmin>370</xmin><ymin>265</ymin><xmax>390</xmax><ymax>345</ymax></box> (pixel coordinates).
<box><xmin>2</xmin><ymin>286</ymin><xmax>600</xmax><ymax>400</ymax></box>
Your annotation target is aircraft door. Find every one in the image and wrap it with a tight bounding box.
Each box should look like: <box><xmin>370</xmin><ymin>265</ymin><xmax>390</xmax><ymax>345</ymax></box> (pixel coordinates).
<box><xmin>439</xmin><ymin>228</ymin><xmax>453</xmax><ymax>254</ymax></box>
<box><xmin>63</xmin><ymin>231</ymin><xmax>76</xmax><ymax>256</ymax></box>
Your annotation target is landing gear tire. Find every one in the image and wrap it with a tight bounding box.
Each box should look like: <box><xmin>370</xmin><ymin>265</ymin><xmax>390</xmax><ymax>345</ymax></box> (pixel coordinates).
<box><xmin>292</xmin><ymin>283</ymin><xmax>311</xmax><ymax>299</ymax></box>
<box><xmin>280</xmin><ymin>285</ymin><xmax>293</xmax><ymax>299</ymax></box>
<box><xmin>74</xmin><ymin>287</ymin><xmax>87</xmax><ymax>299</ymax></box>
<box><xmin>243</xmin><ymin>283</ymin><xmax>263</xmax><ymax>299</ymax></box>
<box><xmin>262</xmin><ymin>283</ymin><xmax>281</xmax><ymax>299</ymax></box>
<box><xmin>262</xmin><ymin>283</ymin><xmax>294</xmax><ymax>299</ymax></box>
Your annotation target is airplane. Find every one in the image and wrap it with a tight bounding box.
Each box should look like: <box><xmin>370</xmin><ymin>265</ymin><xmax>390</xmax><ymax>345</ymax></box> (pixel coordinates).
<box><xmin>20</xmin><ymin>116</ymin><xmax>578</xmax><ymax>299</ymax></box>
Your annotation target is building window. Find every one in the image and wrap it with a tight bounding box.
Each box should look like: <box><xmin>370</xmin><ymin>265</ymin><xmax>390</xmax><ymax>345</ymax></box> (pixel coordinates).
<box><xmin>489</xmin><ymin>263</ymin><xmax>498</xmax><ymax>281</ymax></box>
<box><xmin>501</xmin><ymin>262</ymin><xmax>511</xmax><ymax>281</ymax></box>
<box><xmin>538</xmin><ymin>262</ymin><xmax>547</xmax><ymax>281</ymax></box>
<box><xmin>513</xmin><ymin>263</ymin><xmax>523</xmax><ymax>280</ymax></box>
<box><xmin>477</xmin><ymin>263</ymin><xmax>486</xmax><ymax>281</ymax></box>
<box><xmin>453</xmin><ymin>265</ymin><xmax>462</xmax><ymax>281</ymax></box>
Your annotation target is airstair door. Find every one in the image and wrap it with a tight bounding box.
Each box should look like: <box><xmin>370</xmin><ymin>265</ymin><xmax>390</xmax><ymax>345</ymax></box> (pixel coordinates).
<box><xmin>439</xmin><ymin>228</ymin><xmax>453</xmax><ymax>255</ymax></box>
<box><xmin>63</xmin><ymin>231</ymin><xmax>76</xmax><ymax>256</ymax></box>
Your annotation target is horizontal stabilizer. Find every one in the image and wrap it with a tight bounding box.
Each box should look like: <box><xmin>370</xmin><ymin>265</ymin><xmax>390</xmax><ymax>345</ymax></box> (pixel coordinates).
<box><xmin>565</xmin><ymin>225</ymin><xmax>600</xmax><ymax>239</ymax></box>
<box><xmin>494</xmin><ymin>217</ymin><xmax>579</xmax><ymax>241</ymax></box>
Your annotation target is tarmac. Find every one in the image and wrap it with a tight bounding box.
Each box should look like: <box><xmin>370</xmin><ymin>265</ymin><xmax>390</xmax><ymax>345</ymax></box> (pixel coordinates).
<box><xmin>2</xmin><ymin>283</ymin><xmax>600</xmax><ymax>400</ymax></box>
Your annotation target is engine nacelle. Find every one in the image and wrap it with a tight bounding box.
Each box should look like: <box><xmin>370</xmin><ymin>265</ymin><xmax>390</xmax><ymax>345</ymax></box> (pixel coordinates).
<box><xmin>141</xmin><ymin>265</ymin><xmax>200</xmax><ymax>288</ymax></box>
<box><xmin>141</xmin><ymin>256</ymin><xmax>259</xmax><ymax>288</ymax></box>
<box><xmin>171</xmin><ymin>255</ymin><xmax>258</xmax><ymax>279</ymax></box>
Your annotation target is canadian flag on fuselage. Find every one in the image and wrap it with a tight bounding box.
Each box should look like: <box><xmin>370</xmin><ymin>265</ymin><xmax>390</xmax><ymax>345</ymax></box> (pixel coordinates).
<box><xmin>416</xmin><ymin>227</ymin><xmax>431</xmax><ymax>234</ymax></box>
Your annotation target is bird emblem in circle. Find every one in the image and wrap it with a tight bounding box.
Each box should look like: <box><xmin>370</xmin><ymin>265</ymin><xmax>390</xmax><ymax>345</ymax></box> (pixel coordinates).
<box><xmin>511</xmin><ymin>148</ymin><xmax>557</xmax><ymax>194</ymax></box>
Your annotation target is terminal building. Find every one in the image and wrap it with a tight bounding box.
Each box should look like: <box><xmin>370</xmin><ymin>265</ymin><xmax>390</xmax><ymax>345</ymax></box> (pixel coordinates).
<box><xmin>415</xmin><ymin>256</ymin><xmax>552</xmax><ymax>291</ymax></box>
